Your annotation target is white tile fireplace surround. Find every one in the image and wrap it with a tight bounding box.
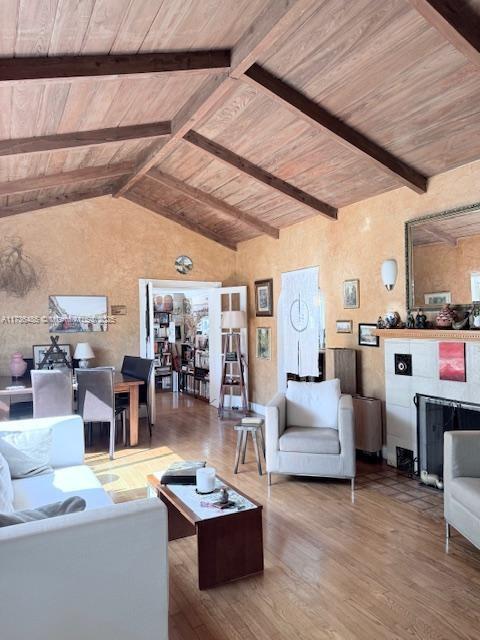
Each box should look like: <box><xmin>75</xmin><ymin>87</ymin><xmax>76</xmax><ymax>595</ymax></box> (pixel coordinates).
<box><xmin>384</xmin><ymin>339</ymin><xmax>480</xmax><ymax>466</ymax></box>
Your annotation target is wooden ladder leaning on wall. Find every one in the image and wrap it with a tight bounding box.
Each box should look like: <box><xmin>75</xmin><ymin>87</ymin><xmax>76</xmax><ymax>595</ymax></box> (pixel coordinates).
<box><xmin>218</xmin><ymin>331</ymin><xmax>248</xmax><ymax>419</ymax></box>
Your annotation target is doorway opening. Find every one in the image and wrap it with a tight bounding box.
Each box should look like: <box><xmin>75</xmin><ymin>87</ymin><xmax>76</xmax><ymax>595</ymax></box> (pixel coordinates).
<box><xmin>153</xmin><ymin>286</ymin><xmax>211</xmax><ymax>400</ymax></box>
<box><xmin>138</xmin><ymin>280</ymin><xmax>248</xmax><ymax>417</ymax></box>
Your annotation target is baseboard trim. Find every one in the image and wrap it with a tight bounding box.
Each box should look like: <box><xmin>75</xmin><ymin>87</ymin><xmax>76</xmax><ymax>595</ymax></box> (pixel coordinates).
<box><xmin>249</xmin><ymin>402</ymin><xmax>266</xmax><ymax>415</ymax></box>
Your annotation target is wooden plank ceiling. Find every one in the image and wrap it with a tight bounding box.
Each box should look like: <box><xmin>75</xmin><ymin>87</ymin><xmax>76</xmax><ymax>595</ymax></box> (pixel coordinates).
<box><xmin>1</xmin><ymin>0</ymin><xmax>480</xmax><ymax>249</ymax></box>
<box><xmin>412</xmin><ymin>209</ymin><xmax>480</xmax><ymax>245</ymax></box>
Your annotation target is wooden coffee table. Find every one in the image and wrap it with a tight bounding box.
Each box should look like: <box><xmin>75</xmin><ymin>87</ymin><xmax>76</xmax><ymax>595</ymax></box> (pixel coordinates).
<box><xmin>147</xmin><ymin>473</ymin><xmax>263</xmax><ymax>590</ymax></box>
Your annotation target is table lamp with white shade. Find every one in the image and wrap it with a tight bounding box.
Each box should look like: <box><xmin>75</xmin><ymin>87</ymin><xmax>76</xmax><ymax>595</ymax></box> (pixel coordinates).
<box><xmin>219</xmin><ymin>310</ymin><xmax>248</xmax><ymax>418</ymax></box>
<box><xmin>74</xmin><ymin>342</ymin><xmax>95</xmax><ymax>368</ymax></box>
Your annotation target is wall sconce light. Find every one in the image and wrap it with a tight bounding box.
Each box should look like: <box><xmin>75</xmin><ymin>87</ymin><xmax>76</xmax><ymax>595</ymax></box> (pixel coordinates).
<box><xmin>381</xmin><ymin>259</ymin><xmax>398</xmax><ymax>291</ymax></box>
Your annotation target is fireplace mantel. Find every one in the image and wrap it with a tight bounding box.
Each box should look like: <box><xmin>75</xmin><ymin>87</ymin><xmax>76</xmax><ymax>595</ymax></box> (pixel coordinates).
<box><xmin>382</xmin><ymin>336</ymin><xmax>480</xmax><ymax>466</ymax></box>
<box><xmin>374</xmin><ymin>329</ymin><xmax>480</xmax><ymax>341</ymax></box>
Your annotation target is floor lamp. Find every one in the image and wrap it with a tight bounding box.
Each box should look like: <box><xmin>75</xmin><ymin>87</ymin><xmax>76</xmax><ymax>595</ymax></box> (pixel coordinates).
<box><xmin>218</xmin><ymin>310</ymin><xmax>248</xmax><ymax>418</ymax></box>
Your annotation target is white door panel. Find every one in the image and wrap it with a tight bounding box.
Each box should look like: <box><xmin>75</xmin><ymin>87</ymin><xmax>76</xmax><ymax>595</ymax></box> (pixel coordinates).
<box><xmin>138</xmin><ymin>279</ymin><xmax>155</xmax><ymax>424</ymax></box>
<box><xmin>209</xmin><ymin>286</ymin><xmax>248</xmax><ymax>409</ymax></box>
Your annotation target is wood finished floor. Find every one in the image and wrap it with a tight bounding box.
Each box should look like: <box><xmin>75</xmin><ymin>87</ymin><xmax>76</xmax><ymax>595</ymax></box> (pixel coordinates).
<box><xmin>85</xmin><ymin>393</ymin><xmax>480</xmax><ymax>640</ymax></box>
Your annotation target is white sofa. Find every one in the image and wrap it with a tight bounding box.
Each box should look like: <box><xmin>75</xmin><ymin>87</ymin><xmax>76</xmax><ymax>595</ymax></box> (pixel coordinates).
<box><xmin>0</xmin><ymin>415</ymin><xmax>169</xmax><ymax>640</ymax></box>
<box><xmin>265</xmin><ymin>379</ymin><xmax>356</xmax><ymax>488</ymax></box>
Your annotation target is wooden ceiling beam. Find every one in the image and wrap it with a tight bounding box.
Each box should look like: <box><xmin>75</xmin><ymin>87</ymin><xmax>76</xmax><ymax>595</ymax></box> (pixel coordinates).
<box><xmin>0</xmin><ymin>162</ymin><xmax>133</xmax><ymax>198</ymax></box>
<box><xmin>147</xmin><ymin>168</ymin><xmax>279</xmax><ymax>239</ymax></box>
<box><xmin>114</xmin><ymin>0</ymin><xmax>316</xmax><ymax>196</ymax></box>
<box><xmin>408</xmin><ymin>0</ymin><xmax>480</xmax><ymax>68</ymax></box>
<box><xmin>114</xmin><ymin>73</ymin><xmax>232</xmax><ymax>196</ymax></box>
<box><xmin>184</xmin><ymin>130</ymin><xmax>337</xmax><ymax>219</ymax></box>
<box><xmin>243</xmin><ymin>64</ymin><xmax>428</xmax><ymax>194</ymax></box>
<box><xmin>0</xmin><ymin>50</ymin><xmax>231</xmax><ymax>84</ymax></box>
<box><xmin>0</xmin><ymin>122</ymin><xmax>171</xmax><ymax>158</ymax></box>
<box><xmin>124</xmin><ymin>188</ymin><xmax>237</xmax><ymax>251</ymax></box>
<box><xmin>0</xmin><ymin>186</ymin><xmax>113</xmax><ymax>219</ymax></box>
<box><xmin>229</xmin><ymin>0</ymin><xmax>317</xmax><ymax>78</ymax></box>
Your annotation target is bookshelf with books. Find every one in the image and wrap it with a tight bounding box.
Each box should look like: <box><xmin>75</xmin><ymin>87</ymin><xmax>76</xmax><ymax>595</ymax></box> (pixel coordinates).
<box><xmin>153</xmin><ymin>310</ymin><xmax>173</xmax><ymax>389</ymax></box>
<box><xmin>180</xmin><ymin>341</ymin><xmax>210</xmax><ymax>402</ymax></box>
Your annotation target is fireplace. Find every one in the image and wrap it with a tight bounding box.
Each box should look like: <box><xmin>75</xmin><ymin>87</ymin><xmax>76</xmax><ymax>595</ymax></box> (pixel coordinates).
<box><xmin>416</xmin><ymin>394</ymin><xmax>480</xmax><ymax>482</ymax></box>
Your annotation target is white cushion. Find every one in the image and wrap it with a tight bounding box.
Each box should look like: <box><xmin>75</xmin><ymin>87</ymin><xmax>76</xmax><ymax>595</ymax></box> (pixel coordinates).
<box><xmin>0</xmin><ymin>416</ymin><xmax>85</xmax><ymax>468</ymax></box>
<box><xmin>286</xmin><ymin>379</ymin><xmax>340</xmax><ymax>429</ymax></box>
<box><xmin>279</xmin><ymin>426</ymin><xmax>340</xmax><ymax>454</ymax></box>
<box><xmin>0</xmin><ymin>452</ymin><xmax>14</xmax><ymax>513</ymax></box>
<box><xmin>12</xmin><ymin>465</ymin><xmax>113</xmax><ymax>511</ymax></box>
<box><xmin>0</xmin><ymin>428</ymin><xmax>53</xmax><ymax>478</ymax></box>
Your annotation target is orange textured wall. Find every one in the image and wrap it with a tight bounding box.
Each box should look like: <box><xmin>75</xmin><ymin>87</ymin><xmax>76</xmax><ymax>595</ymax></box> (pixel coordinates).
<box><xmin>2</xmin><ymin>162</ymin><xmax>480</xmax><ymax>409</ymax></box>
<box><xmin>235</xmin><ymin>159</ymin><xmax>480</xmax><ymax>406</ymax></box>
<box><xmin>0</xmin><ymin>195</ymin><xmax>236</xmax><ymax>374</ymax></box>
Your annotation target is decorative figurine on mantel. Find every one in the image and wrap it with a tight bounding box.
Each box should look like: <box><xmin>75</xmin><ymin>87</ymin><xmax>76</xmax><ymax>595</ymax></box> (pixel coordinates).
<box><xmin>384</xmin><ymin>311</ymin><xmax>404</xmax><ymax>329</ymax></box>
<box><xmin>376</xmin><ymin>315</ymin><xmax>385</xmax><ymax>329</ymax></box>
<box><xmin>414</xmin><ymin>309</ymin><xmax>427</xmax><ymax>329</ymax></box>
<box><xmin>406</xmin><ymin>311</ymin><xmax>415</xmax><ymax>329</ymax></box>
<box><xmin>471</xmin><ymin>304</ymin><xmax>480</xmax><ymax>330</ymax></box>
<box><xmin>436</xmin><ymin>304</ymin><xmax>456</xmax><ymax>329</ymax></box>
<box><xmin>453</xmin><ymin>311</ymin><xmax>470</xmax><ymax>331</ymax></box>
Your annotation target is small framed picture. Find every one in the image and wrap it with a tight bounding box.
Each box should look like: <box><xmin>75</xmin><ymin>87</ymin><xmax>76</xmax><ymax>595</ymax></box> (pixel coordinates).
<box><xmin>336</xmin><ymin>320</ymin><xmax>352</xmax><ymax>333</ymax></box>
<box><xmin>343</xmin><ymin>279</ymin><xmax>359</xmax><ymax>309</ymax></box>
<box><xmin>358</xmin><ymin>323</ymin><xmax>379</xmax><ymax>347</ymax></box>
<box><xmin>111</xmin><ymin>305</ymin><xmax>127</xmax><ymax>315</ymax></box>
<box><xmin>424</xmin><ymin>291</ymin><xmax>451</xmax><ymax>305</ymax></box>
<box><xmin>156</xmin><ymin>312</ymin><xmax>169</xmax><ymax>325</ymax></box>
<box><xmin>439</xmin><ymin>342</ymin><xmax>466</xmax><ymax>382</ymax></box>
<box><xmin>255</xmin><ymin>279</ymin><xmax>273</xmax><ymax>317</ymax></box>
<box><xmin>256</xmin><ymin>327</ymin><xmax>271</xmax><ymax>359</ymax></box>
<box><xmin>33</xmin><ymin>344</ymin><xmax>72</xmax><ymax>369</ymax></box>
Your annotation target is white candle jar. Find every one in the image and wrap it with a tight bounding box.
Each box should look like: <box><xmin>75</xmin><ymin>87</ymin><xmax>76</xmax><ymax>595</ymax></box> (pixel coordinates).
<box><xmin>196</xmin><ymin>467</ymin><xmax>216</xmax><ymax>494</ymax></box>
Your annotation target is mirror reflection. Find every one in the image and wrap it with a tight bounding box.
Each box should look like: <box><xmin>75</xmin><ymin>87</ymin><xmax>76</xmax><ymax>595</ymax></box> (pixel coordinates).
<box><xmin>408</xmin><ymin>206</ymin><xmax>480</xmax><ymax>310</ymax></box>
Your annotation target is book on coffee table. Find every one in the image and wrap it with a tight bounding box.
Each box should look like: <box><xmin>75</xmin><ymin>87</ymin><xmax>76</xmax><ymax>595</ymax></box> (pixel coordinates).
<box><xmin>160</xmin><ymin>460</ymin><xmax>206</xmax><ymax>485</ymax></box>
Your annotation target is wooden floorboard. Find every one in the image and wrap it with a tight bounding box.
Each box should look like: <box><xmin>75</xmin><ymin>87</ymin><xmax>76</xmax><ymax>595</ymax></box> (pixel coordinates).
<box><xmin>85</xmin><ymin>392</ymin><xmax>480</xmax><ymax>640</ymax></box>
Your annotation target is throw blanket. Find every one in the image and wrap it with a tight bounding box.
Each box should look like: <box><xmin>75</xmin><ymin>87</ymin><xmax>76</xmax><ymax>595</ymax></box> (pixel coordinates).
<box><xmin>0</xmin><ymin>496</ymin><xmax>86</xmax><ymax>527</ymax></box>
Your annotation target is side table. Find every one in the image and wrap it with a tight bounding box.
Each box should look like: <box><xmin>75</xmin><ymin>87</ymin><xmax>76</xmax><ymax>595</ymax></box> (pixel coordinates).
<box><xmin>234</xmin><ymin>418</ymin><xmax>265</xmax><ymax>475</ymax></box>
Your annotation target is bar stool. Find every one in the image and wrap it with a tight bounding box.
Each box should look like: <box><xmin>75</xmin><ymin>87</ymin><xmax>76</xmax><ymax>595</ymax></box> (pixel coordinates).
<box><xmin>233</xmin><ymin>418</ymin><xmax>265</xmax><ymax>476</ymax></box>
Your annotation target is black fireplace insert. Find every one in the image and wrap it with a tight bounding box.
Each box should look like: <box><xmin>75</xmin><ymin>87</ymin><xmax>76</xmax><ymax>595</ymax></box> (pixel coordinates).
<box><xmin>416</xmin><ymin>394</ymin><xmax>480</xmax><ymax>480</ymax></box>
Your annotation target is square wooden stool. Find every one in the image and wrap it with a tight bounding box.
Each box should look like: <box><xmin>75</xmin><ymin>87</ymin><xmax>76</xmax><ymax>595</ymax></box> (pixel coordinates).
<box><xmin>234</xmin><ymin>418</ymin><xmax>265</xmax><ymax>476</ymax></box>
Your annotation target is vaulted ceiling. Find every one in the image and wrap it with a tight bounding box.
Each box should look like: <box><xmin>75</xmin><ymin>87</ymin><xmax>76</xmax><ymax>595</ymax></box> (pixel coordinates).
<box><xmin>1</xmin><ymin>0</ymin><xmax>480</xmax><ymax>250</ymax></box>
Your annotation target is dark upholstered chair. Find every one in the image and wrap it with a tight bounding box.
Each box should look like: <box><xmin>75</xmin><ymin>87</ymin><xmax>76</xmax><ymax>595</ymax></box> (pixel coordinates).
<box><xmin>120</xmin><ymin>356</ymin><xmax>154</xmax><ymax>437</ymax></box>
<box><xmin>76</xmin><ymin>368</ymin><xmax>126</xmax><ymax>460</ymax></box>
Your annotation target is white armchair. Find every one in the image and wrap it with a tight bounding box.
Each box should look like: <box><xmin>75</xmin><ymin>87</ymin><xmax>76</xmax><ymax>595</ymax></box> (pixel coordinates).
<box><xmin>444</xmin><ymin>430</ymin><xmax>480</xmax><ymax>550</ymax></box>
<box><xmin>265</xmin><ymin>379</ymin><xmax>356</xmax><ymax>491</ymax></box>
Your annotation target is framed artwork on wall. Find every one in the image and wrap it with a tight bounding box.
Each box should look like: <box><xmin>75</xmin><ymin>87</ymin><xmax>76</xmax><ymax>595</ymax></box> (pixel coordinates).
<box><xmin>256</xmin><ymin>327</ymin><xmax>271</xmax><ymax>359</ymax></box>
<box><xmin>48</xmin><ymin>295</ymin><xmax>108</xmax><ymax>332</ymax></box>
<box><xmin>33</xmin><ymin>343</ymin><xmax>72</xmax><ymax>369</ymax></box>
<box><xmin>358</xmin><ymin>323</ymin><xmax>379</xmax><ymax>347</ymax></box>
<box><xmin>439</xmin><ymin>342</ymin><xmax>466</xmax><ymax>382</ymax></box>
<box><xmin>255</xmin><ymin>279</ymin><xmax>273</xmax><ymax>316</ymax></box>
<box><xmin>336</xmin><ymin>320</ymin><xmax>352</xmax><ymax>333</ymax></box>
<box><xmin>343</xmin><ymin>279</ymin><xmax>359</xmax><ymax>309</ymax></box>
